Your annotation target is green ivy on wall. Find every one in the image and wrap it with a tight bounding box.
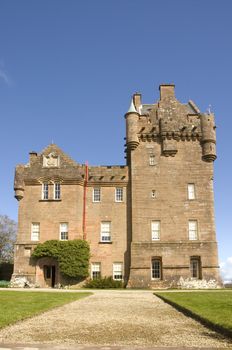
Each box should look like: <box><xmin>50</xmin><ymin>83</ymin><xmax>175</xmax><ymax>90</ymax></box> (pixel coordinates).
<box><xmin>32</xmin><ymin>239</ymin><xmax>90</xmax><ymax>278</ymax></box>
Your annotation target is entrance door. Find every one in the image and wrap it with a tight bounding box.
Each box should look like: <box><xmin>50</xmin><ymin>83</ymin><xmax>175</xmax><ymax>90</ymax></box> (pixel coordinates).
<box><xmin>44</xmin><ymin>265</ymin><xmax>56</xmax><ymax>288</ymax></box>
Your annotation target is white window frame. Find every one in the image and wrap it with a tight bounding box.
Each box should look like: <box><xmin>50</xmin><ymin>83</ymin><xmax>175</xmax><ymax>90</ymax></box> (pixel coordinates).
<box><xmin>31</xmin><ymin>223</ymin><xmax>40</xmax><ymax>241</ymax></box>
<box><xmin>188</xmin><ymin>220</ymin><xmax>198</xmax><ymax>240</ymax></box>
<box><xmin>54</xmin><ymin>183</ymin><xmax>61</xmax><ymax>200</ymax></box>
<box><xmin>91</xmin><ymin>262</ymin><xmax>101</xmax><ymax>279</ymax></box>
<box><xmin>151</xmin><ymin>258</ymin><xmax>162</xmax><ymax>279</ymax></box>
<box><xmin>151</xmin><ymin>220</ymin><xmax>160</xmax><ymax>241</ymax></box>
<box><xmin>115</xmin><ymin>187</ymin><xmax>123</xmax><ymax>202</ymax></box>
<box><xmin>60</xmin><ymin>222</ymin><xmax>68</xmax><ymax>240</ymax></box>
<box><xmin>149</xmin><ymin>155</ymin><xmax>155</xmax><ymax>166</ymax></box>
<box><xmin>93</xmin><ymin>187</ymin><xmax>101</xmax><ymax>202</ymax></box>
<box><xmin>113</xmin><ymin>262</ymin><xmax>123</xmax><ymax>280</ymax></box>
<box><xmin>188</xmin><ymin>184</ymin><xmax>196</xmax><ymax>200</ymax></box>
<box><xmin>42</xmin><ymin>183</ymin><xmax>49</xmax><ymax>200</ymax></box>
<box><xmin>100</xmin><ymin>221</ymin><xmax>111</xmax><ymax>242</ymax></box>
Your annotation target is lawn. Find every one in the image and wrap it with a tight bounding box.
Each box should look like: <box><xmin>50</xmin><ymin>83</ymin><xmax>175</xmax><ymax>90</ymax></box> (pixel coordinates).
<box><xmin>155</xmin><ymin>291</ymin><xmax>232</xmax><ymax>336</ymax></box>
<box><xmin>0</xmin><ymin>291</ymin><xmax>91</xmax><ymax>328</ymax></box>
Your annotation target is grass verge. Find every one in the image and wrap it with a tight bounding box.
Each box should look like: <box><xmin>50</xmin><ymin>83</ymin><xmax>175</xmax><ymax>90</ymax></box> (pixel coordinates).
<box><xmin>155</xmin><ymin>291</ymin><xmax>232</xmax><ymax>338</ymax></box>
<box><xmin>0</xmin><ymin>291</ymin><xmax>91</xmax><ymax>329</ymax></box>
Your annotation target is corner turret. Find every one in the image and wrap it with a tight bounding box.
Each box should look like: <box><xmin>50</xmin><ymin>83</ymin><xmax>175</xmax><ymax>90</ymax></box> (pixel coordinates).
<box><xmin>125</xmin><ymin>98</ymin><xmax>140</xmax><ymax>151</ymax></box>
<box><xmin>200</xmin><ymin>113</ymin><xmax>217</xmax><ymax>162</ymax></box>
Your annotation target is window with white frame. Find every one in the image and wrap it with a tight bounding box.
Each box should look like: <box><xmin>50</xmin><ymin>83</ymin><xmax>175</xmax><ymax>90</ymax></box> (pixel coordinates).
<box><xmin>60</xmin><ymin>222</ymin><xmax>68</xmax><ymax>240</ymax></box>
<box><xmin>42</xmin><ymin>183</ymin><xmax>49</xmax><ymax>200</ymax></box>
<box><xmin>115</xmin><ymin>187</ymin><xmax>123</xmax><ymax>202</ymax></box>
<box><xmin>149</xmin><ymin>155</ymin><xmax>155</xmax><ymax>165</ymax></box>
<box><xmin>151</xmin><ymin>221</ymin><xmax>160</xmax><ymax>240</ymax></box>
<box><xmin>100</xmin><ymin>221</ymin><xmax>111</xmax><ymax>242</ymax></box>
<box><xmin>91</xmin><ymin>262</ymin><xmax>101</xmax><ymax>279</ymax></box>
<box><xmin>54</xmin><ymin>183</ymin><xmax>61</xmax><ymax>200</ymax></box>
<box><xmin>151</xmin><ymin>258</ymin><xmax>162</xmax><ymax>279</ymax></box>
<box><xmin>31</xmin><ymin>223</ymin><xmax>40</xmax><ymax>241</ymax></box>
<box><xmin>93</xmin><ymin>187</ymin><xmax>101</xmax><ymax>202</ymax></box>
<box><xmin>188</xmin><ymin>184</ymin><xmax>196</xmax><ymax>200</ymax></box>
<box><xmin>188</xmin><ymin>220</ymin><xmax>198</xmax><ymax>240</ymax></box>
<box><xmin>190</xmin><ymin>257</ymin><xmax>201</xmax><ymax>279</ymax></box>
<box><xmin>113</xmin><ymin>262</ymin><xmax>123</xmax><ymax>280</ymax></box>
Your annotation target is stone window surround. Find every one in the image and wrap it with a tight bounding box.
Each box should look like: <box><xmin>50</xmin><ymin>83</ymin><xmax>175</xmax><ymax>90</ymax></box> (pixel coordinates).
<box><xmin>187</xmin><ymin>183</ymin><xmax>196</xmax><ymax>200</ymax></box>
<box><xmin>60</xmin><ymin>222</ymin><xmax>68</xmax><ymax>240</ymax></box>
<box><xmin>151</xmin><ymin>257</ymin><xmax>162</xmax><ymax>280</ymax></box>
<box><xmin>31</xmin><ymin>222</ymin><xmax>40</xmax><ymax>241</ymax></box>
<box><xmin>115</xmin><ymin>187</ymin><xmax>123</xmax><ymax>202</ymax></box>
<box><xmin>151</xmin><ymin>220</ymin><xmax>160</xmax><ymax>241</ymax></box>
<box><xmin>40</xmin><ymin>182</ymin><xmax>62</xmax><ymax>201</ymax></box>
<box><xmin>91</xmin><ymin>262</ymin><xmax>101</xmax><ymax>279</ymax></box>
<box><xmin>100</xmin><ymin>221</ymin><xmax>111</xmax><ymax>242</ymax></box>
<box><xmin>188</xmin><ymin>220</ymin><xmax>198</xmax><ymax>240</ymax></box>
<box><xmin>113</xmin><ymin>262</ymin><xmax>123</xmax><ymax>280</ymax></box>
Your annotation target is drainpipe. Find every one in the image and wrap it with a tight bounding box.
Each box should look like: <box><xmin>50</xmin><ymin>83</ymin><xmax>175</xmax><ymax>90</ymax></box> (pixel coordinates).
<box><xmin>82</xmin><ymin>161</ymin><xmax>88</xmax><ymax>240</ymax></box>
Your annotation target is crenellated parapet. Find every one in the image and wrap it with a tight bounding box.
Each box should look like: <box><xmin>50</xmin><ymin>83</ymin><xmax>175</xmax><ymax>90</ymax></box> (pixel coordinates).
<box><xmin>125</xmin><ymin>84</ymin><xmax>216</xmax><ymax>162</ymax></box>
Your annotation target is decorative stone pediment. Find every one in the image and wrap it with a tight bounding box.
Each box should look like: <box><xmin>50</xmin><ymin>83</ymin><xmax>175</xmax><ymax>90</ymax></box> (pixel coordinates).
<box><xmin>43</xmin><ymin>152</ymin><xmax>60</xmax><ymax>168</ymax></box>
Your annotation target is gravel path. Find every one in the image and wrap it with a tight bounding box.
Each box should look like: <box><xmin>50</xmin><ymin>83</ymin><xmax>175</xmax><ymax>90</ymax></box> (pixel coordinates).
<box><xmin>0</xmin><ymin>290</ymin><xmax>231</xmax><ymax>347</ymax></box>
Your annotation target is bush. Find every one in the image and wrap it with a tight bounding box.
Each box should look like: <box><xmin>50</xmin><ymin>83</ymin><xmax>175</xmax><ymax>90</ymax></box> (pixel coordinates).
<box><xmin>0</xmin><ymin>280</ymin><xmax>10</xmax><ymax>288</ymax></box>
<box><xmin>32</xmin><ymin>240</ymin><xmax>90</xmax><ymax>279</ymax></box>
<box><xmin>84</xmin><ymin>276</ymin><xmax>123</xmax><ymax>289</ymax></box>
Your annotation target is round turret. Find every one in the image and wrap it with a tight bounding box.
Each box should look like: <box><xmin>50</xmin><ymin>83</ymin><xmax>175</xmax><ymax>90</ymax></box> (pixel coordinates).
<box><xmin>200</xmin><ymin>113</ymin><xmax>217</xmax><ymax>162</ymax></box>
<box><xmin>125</xmin><ymin>99</ymin><xmax>139</xmax><ymax>151</ymax></box>
<box><xmin>14</xmin><ymin>187</ymin><xmax>24</xmax><ymax>201</ymax></box>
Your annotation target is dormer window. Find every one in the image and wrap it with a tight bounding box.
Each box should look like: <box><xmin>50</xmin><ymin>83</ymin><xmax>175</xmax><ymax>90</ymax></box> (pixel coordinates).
<box><xmin>42</xmin><ymin>183</ymin><xmax>49</xmax><ymax>200</ymax></box>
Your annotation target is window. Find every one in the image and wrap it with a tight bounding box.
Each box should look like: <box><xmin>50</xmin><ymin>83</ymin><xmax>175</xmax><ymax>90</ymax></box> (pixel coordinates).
<box><xmin>188</xmin><ymin>184</ymin><xmax>195</xmax><ymax>200</ymax></box>
<box><xmin>100</xmin><ymin>221</ymin><xmax>111</xmax><ymax>242</ymax></box>
<box><xmin>31</xmin><ymin>223</ymin><xmax>40</xmax><ymax>241</ymax></box>
<box><xmin>190</xmin><ymin>257</ymin><xmax>201</xmax><ymax>279</ymax></box>
<box><xmin>93</xmin><ymin>188</ymin><xmax>101</xmax><ymax>202</ymax></box>
<box><xmin>151</xmin><ymin>190</ymin><xmax>156</xmax><ymax>199</ymax></box>
<box><xmin>115</xmin><ymin>187</ymin><xmax>123</xmax><ymax>202</ymax></box>
<box><xmin>151</xmin><ymin>221</ymin><xmax>160</xmax><ymax>240</ymax></box>
<box><xmin>151</xmin><ymin>258</ymin><xmax>162</xmax><ymax>279</ymax></box>
<box><xmin>113</xmin><ymin>263</ymin><xmax>123</xmax><ymax>280</ymax></box>
<box><xmin>149</xmin><ymin>155</ymin><xmax>155</xmax><ymax>165</ymax></box>
<box><xmin>91</xmin><ymin>263</ymin><xmax>101</xmax><ymax>279</ymax></box>
<box><xmin>188</xmin><ymin>220</ymin><xmax>198</xmax><ymax>240</ymax></box>
<box><xmin>54</xmin><ymin>183</ymin><xmax>61</xmax><ymax>199</ymax></box>
<box><xmin>42</xmin><ymin>183</ymin><xmax>49</xmax><ymax>200</ymax></box>
<box><xmin>60</xmin><ymin>223</ymin><xmax>68</xmax><ymax>240</ymax></box>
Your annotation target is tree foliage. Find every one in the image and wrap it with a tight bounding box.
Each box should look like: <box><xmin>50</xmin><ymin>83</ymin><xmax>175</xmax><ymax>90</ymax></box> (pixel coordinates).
<box><xmin>32</xmin><ymin>240</ymin><xmax>90</xmax><ymax>278</ymax></box>
<box><xmin>0</xmin><ymin>215</ymin><xmax>17</xmax><ymax>263</ymax></box>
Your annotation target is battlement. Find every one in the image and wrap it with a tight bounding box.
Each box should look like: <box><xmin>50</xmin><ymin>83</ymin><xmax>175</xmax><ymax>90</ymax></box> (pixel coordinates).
<box><xmin>125</xmin><ymin>84</ymin><xmax>216</xmax><ymax>161</ymax></box>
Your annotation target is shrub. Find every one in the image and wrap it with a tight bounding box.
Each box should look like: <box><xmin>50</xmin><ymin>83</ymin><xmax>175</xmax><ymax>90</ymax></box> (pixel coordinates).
<box><xmin>32</xmin><ymin>240</ymin><xmax>90</xmax><ymax>279</ymax></box>
<box><xmin>0</xmin><ymin>280</ymin><xmax>10</xmax><ymax>288</ymax></box>
<box><xmin>84</xmin><ymin>276</ymin><xmax>123</xmax><ymax>289</ymax></box>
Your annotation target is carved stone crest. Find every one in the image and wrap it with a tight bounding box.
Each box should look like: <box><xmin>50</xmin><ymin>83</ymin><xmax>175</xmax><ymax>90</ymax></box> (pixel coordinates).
<box><xmin>43</xmin><ymin>152</ymin><xmax>60</xmax><ymax>167</ymax></box>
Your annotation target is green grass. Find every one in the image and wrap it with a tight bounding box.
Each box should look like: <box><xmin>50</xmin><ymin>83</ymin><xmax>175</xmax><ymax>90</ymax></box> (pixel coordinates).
<box><xmin>155</xmin><ymin>291</ymin><xmax>232</xmax><ymax>336</ymax></box>
<box><xmin>0</xmin><ymin>291</ymin><xmax>91</xmax><ymax>328</ymax></box>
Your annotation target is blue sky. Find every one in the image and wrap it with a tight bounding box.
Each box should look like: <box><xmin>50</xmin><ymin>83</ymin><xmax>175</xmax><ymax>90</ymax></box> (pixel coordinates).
<box><xmin>0</xmin><ymin>0</ymin><xmax>231</xmax><ymax>280</ymax></box>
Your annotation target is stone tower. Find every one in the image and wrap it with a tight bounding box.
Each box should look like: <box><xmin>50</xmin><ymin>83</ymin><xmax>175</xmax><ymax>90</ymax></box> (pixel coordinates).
<box><xmin>12</xmin><ymin>83</ymin><xmax>220</xmax><ymax>288</ymax></box>
<box><xmin>125</xmin><ymin>84</ymin><xmax>220</xmax><ymax>288</ymax></box>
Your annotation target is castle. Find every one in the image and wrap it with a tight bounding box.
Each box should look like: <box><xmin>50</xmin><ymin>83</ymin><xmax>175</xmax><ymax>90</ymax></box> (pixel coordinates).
<box><xmin>12</xmin><ymin>84</ymin><xmax>220</xmax><ymax>288</ymax></box>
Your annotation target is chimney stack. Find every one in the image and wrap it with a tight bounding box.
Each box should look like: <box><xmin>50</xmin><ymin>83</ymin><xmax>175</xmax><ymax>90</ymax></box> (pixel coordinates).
<box><xmin>159</xmin><ymin>84</ymin><xmax>175</xmax><ymax>100</ymax></box>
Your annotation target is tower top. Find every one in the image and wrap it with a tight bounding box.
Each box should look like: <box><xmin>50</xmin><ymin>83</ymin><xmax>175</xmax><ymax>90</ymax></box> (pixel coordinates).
<box><xmin>159</xmin><ymin>84</ymin><xmax>175</xmax><ymax>100</ymax></box>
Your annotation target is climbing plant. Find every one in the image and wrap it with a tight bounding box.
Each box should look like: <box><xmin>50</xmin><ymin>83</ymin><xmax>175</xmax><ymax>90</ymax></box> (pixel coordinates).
<box><xmin>32</xmin><ymin>240</ymin><xmax>90</xmax><ymax>278</ymax></box>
